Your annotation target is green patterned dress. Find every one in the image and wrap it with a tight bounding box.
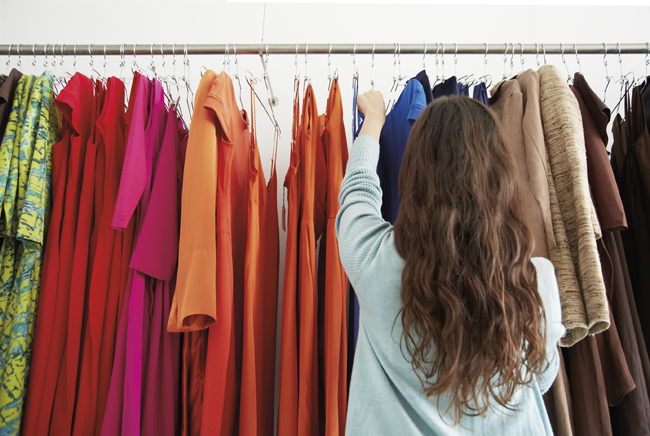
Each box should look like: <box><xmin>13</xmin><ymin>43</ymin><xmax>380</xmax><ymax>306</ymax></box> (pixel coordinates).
<box><xmin>0</xmin><ymin>72</ymin><xmax>58</xmax><ymax>436</ymax></box>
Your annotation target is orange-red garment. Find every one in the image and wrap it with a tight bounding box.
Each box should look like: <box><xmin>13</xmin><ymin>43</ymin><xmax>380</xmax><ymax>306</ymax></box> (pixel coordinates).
<box><xmin>277</xmin><ymin>84</ymin><xmax>302</xmax><ymax>436</ymax></box>
<box><xmin>200</xmin><ymin>71</ymin><xmax>249</xmax><ymax>436</ymax></box>
<box><xmin>239</xmin><ymin>83</ymin><xmax>279</xmax><ymax>436</ymax></box>
<box><xmin>298</xmin><ymin>84</ymin><xmax>326</xmax><ymax>436</ymax></box>
<box><xmin>317</xmin><ymin>78</ymin><xmax>349</xmax><ymax>436</ymax></box>
<box><xmin>71</xmin><ymin>77</ymin><xmax>126</xmax><ymax>436</ymax></box>
<box><xmin>169</xmin><ymin>70</ymin><xmax>218</xmax><ymax>436</ymax></box>
<box><xmin>66</xmin><ymin>80</ymin><xmax>104</xmax><ymax>436</ymax></box>
<box><xmin>48</xmin><ymin>73</ymin><xmax>95</xmax><ymax>436</ymax></box>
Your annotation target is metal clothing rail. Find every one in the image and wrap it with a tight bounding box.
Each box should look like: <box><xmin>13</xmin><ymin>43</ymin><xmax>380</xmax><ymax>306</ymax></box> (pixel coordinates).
<box><xmin>1</xmin><ymin>43</ymin><xmax>649</xmax><ymax>56</ymax></box>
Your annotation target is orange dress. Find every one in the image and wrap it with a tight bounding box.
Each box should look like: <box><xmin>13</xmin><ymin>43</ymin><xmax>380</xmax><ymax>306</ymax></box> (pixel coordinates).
<box><xmin>318</xmin><ymin>78</ymin><xmax>349</xmax><ymax>436</ymax></box>
<box><xmin>200</xmin><ymin>71</ymin><xmax>249</xmax><ymax>436</ymax></box>
<box><xmin>297</xmin><ymin>84</ymin><xmax>327</xmax><ymax>436</ymax></box>
<box><xmin>239</xmin><ymin>83</ymin><xmax>279</xmax><ymax>436</ymax></box>
<box><xmin>168</xmin><ymin>70</ymin><xmax>218</xmax><ymax>436</ymax></box>
<box><xmin>277</xmin><ymin>84</ymin><xmax>302</xmax><ymax>436</ymax></box>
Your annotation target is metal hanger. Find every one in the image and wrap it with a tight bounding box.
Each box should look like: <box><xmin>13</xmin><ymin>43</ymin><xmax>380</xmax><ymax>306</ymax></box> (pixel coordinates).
<box><xmin>371</xmin><ymin>43</ymin><xmax>375</xmax><ymax>90</ymax></box>
<box><xmin>422</xmin><ymin>42</ymin><xmax>427</xmax><ymax>72</ymax></box>
<box><xmin>433</xmin><ymin>43</ymin><xmax>441</xmax><ymax>85</ymax></box>
<box><xmin>519</xmin><ymin>42</ymin><xmax>525</xmax><ymax>72</ymax></box>
<box><xmin>536</xmin><ymin>43</ymin><xmax>541</xmax><ymax>68</ymax></box>
<box><xmin>352</xmin><ymin>42</ymin><xmax>358</xmax><ymax>84</ymax></box>
<box><xmin>440</xmin><ymin>42</ymin><xmax>445</xmax><ymax>82</ymax></box>
<box><xmin>478</xmin><ymin>43</ymin><xmax>492</xmax><ymax>88</ymax></box>
<box><xmin>574</xmin><ymin>43</ymin><xmax>582</xmax><ymax>76</ymax></box>
<box><xmin>119</xmin><ymin>43</ymin><xmax>127</xmax><ymax>83</ymax></box>
<box><xmin>603</xmin><ymin>43</ymin><xmax>613</xmax><ymax>102</ymax></box>
<box><xmin>42</xmin><ymin>44</ymin><xmax>48</xmax><ymax>72</ymax></box>
<box><xmin>510</xmin><ymin>42</ymin><xmax>515</xmax><ymax>77</ymax></box>
<box><xmin>32</xmin><ymin>44</ymin><xmax>37</xmax><ymax>75</ymax></box>
<box><xmin>561</xmin><ymin>43</ymin><xmax>572</xmax><ymax>84</ymax></box>
<box><xmin>183</xmin><ymin>44</ymin><xmax>194</xmax><ymax>118</ymax></box>
<box><xmin>245</xmin><ymin>71</ymin><xmax>280</xmax><ymax>136</ymax></box>
<box><xmin>502</xmin><ymin>43</ymin><xmax>509</xmax><ymax>80</ymax></box>
<box><xmin>233</xmin><ymin>43</ymin><xmax>245</xmax><ymax>112</ymax></box>
<box><xmin>454</xmin><ymin>43</ymin><xmax>458</xmax><ymax>78</ymax></box>
<box><xmin>543</xmin><ymin>43</ymin><xmax>547</xmax><ymax>65</ymax></box>
<box><xmin>612</xmin><ymin>43</ymin><xmax>633</xmax><ymax>116</ymax></box>
<box><xmin>303</xmin><ymin>42</ymin><xmax>311</xmax><ymax>96</ymax></box>
<box><xmin>386</xmin><ymin>43</ymin><xmax>400</xmax><ymax>112</ymax></box>
<box><xmin>4</xmin><ymin>43</ymin><xmax>11</xmax><ymax>75</ymax></box>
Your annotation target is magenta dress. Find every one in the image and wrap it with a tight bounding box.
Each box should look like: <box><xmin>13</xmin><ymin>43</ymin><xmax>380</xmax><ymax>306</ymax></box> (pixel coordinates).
<box><xmin>101</xmin><ymin>77</ymin><xmax>182</xmax><ymax>436</ymax></box>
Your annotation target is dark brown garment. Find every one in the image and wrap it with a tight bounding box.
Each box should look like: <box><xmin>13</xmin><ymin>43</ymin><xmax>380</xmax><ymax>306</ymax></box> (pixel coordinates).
<box><xmin>613</xmin><ymin>89</ymin><xmax>650</xmax><ymax>353</ymax></box>
<box><xmin>573</xmin><ymin>73</ymin><xmax>611</xmax><ymax>147</ymax></box>
<box><xmin>0</xmin><ymin>68</ymin><xmax>22</xmax><ymax>143</ymax></box>
<box><xmin>614</xmin><ymin>231</ymin><xmax>650</xmax><ymax>402</ymax></box>
<box><xmin>604</xmin><ymin>231</ymin><xmax>650</xmax><ymax>435</ymax></box>
<box><xmin>571</xmin><ymin>84</ymin><xmax>626</xmax><ymax>231</ymax></box>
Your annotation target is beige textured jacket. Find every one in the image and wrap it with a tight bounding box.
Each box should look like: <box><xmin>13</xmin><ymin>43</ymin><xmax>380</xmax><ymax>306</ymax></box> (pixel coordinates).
<box><xmin>538</xmin><ymin>64</ymin><xmax>609</xmax><ymax>346</ymax></box>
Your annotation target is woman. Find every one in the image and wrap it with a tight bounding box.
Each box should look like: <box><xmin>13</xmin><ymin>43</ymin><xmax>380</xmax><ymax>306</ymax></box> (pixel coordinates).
<box><xmin>336</xmin><ymin>91</ymin><xmax>565</xmax><ymax>435</ymax></box>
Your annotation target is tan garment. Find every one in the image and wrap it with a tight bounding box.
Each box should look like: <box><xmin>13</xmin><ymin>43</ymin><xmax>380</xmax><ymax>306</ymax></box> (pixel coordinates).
<box><xmin>538</xmin><ymin>64</ymin><xmax>609</xmax><ymax>346</ymax></box>
<box><xmin>544</xmin><ymin>351</ymin><xmax>576</xmax><ymax>436</ymax></box>
<box><xmin>489</xmin><ymin>69</ymin><xmax>555</xmax><ymax>258</ymax></box>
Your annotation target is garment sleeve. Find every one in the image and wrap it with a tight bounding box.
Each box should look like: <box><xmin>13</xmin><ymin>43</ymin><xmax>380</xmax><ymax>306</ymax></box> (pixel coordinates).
<box><xmin>335</xmin><ymin>135</ymin><xmax>392</xmax><ymax>287</ymax></box>
<box><xmin>532</xmin><ymin>257</ymin><xmax>566</xmax><ymax>394</ymax></box>
<box><xmin>167</xmin><ymin>71</ymin><xmax>219</xmax><ymax>332</ymax></box>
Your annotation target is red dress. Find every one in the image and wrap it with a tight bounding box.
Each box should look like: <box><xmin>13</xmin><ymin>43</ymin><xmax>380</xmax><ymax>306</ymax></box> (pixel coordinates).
<box><xmin>21</xmin><ymin>118</ymin><xmax>70</xmax><ymax>436</ymax></box>
<box><xmin>66</xmin><ymin>81</ymin><xmax>104</xmax><ymax>436</ymax></box>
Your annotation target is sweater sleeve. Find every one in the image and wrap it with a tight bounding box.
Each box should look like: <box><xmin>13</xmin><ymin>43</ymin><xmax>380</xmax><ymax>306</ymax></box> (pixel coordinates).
<box><xmin>335</xmin><ymin>135</ymin><xmax>392</xmax><ymax>287</ymax></box>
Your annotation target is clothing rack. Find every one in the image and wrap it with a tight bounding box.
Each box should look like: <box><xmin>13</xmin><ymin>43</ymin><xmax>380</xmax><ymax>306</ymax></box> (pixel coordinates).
<box><xmin>1</xmin><ymin>43</ymin><xmax>649</xmax><ymax>56</ymax></box>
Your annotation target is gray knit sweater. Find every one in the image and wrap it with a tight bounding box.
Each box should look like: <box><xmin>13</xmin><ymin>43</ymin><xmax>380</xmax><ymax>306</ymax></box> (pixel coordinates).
<box><xmin>336</xmin><ymin>135</ymin><xmax>565</xmax><ymax>435</ymax></box>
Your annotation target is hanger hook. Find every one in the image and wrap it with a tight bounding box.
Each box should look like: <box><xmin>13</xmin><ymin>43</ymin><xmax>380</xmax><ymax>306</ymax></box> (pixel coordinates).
<box><xmin>43</xmin><ymin>44</ymin><xmax>48</xmax><ymax>69</ymax></box>
<box><xmin>645</xmin><ymin>42</ymin><xmax>650</xmax><ymax>81</ymax></box>
<box><xmin>483</xmin><ymin>43</ymin><xmax>488</xmax><ymax>77</ymax></box>
<box><xmin>454</xmin><ymin>42</ymin><xmax>458</xmax><ymax>77</ymax></box>
<box><xmin>234</xmin><ymin>43</ymin><xmax>239</xmax><ymax>79</ymax></box>
<box><xmin>440</xmin><ymin>42</ymin><xmax>445</xmax><ymax>80</ymax></box>
<box><xmin>60</xmin><ymin>44</ymin><xmax>65</xmax><ymax>68</ymax></box>
<box><xmin>5</xmin><ymin>43</ymin><xmax>11</xmax><ymax>73</ymax></box>
<box><xmin>503</xmin><ymin>43</ymin><xmax>509</xmax><ymax>80</ymax></box>
<box><xmin>510</xmin><ymin>42</ymin><xmax>515</xmax><ymax>74</ymax></box>
<box><xmin>423</xmin><ymin>42</ymin><xmax>427</xmax><ymax>70</ymax></box>
<box><xmin>519</xmin><ymin>42</ymin><xmax>525</xmax><ymax>71</ymax></box>
<box><xmin>304</xmin><ymin>42</ymin><xmax>309</xmax><ymax>84</ymax></box>
<box><xmin>371</xmin><ymin>43</ymin><xmax>375</xmax><ymax>89</ymax></box>
<box><xmin>574</xmin><ymin>43</ymin><xmax>581</xmax><ymax>75</ymax></box>
<box><xmin>617</xmin><ymin>42</ymin><xmax>623</xmax><ymax>80</ymax></box>
<box><xmin>561</xmin><ymin>43</ymin><xmax>571</xmax><ymax>81</ymax></box>
<box><xmin>32</xmin><ymin>43</ymin><xmax>37</xmax><ymax>69</ymax></box>
<box><xmin>160</xmin><ymin>43</ymin><xmax>165</xmax><ymax>68</ymax></box>
<box><xmin>535</xmin><ymin>43</ymin><xmax>540</xmax><ymax>67</ymax></box>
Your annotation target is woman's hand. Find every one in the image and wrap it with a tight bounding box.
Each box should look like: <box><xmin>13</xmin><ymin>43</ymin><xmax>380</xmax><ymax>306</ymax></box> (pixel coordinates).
<box><xmin>357</xmin><ymin>90</ymin><xmax>386</xmax><ymax>142</ymax></box>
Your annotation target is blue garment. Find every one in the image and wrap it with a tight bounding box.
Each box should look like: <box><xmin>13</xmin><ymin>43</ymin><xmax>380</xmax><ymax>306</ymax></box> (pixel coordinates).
<box><xmin>377</xmin><ymin>79</ymin><xmax>426</xmax><ymax>224</ymax></box>
<box><xmin>414</xmin><ymin>70</ymin><xmax>433</xmax><ymax>105</ymax></box>
<box><xmin>336</xmin><ymin>135</ymin><xmax>565</xmax><ymax>436</ymax></box>
<box><xmin>458</xmin><ymin>81</ymin><xmax>470</xmax><ymax>96</ymax></box>
<box><xmin>432</xmin><ymin>76</ymin><xmax>459</xmax><ymax>99</ymax></box>
<box><xmin>473</xmin><ymin>81</ymin><xmax>489</xmax><ymax>106</ymax></box>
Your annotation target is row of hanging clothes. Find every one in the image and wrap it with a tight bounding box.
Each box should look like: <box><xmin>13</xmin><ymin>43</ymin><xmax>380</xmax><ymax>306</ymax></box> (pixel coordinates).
<box><xmin>1</xmin><ymin>44</ymin><xmax>650</xmax><ymax>436</ymax></box>
<box><xmin>0</xmin><ymin>48</ymin><xmax>288</xmax><ymax>435</ymax></box>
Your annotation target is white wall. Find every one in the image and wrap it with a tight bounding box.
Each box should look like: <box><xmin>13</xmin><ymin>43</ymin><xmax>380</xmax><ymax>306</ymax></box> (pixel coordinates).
<box><xmin>1</xmin><ymin>0</ymin><xmax>649</xmax><ymax>427</ymax></box>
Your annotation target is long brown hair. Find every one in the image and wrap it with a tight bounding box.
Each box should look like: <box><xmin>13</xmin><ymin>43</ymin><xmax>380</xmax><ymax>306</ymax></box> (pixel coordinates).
<box><xmin>393</xmin><ymin>96</ymin><xmax>547</xmax><ymax>423</ymax></box>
